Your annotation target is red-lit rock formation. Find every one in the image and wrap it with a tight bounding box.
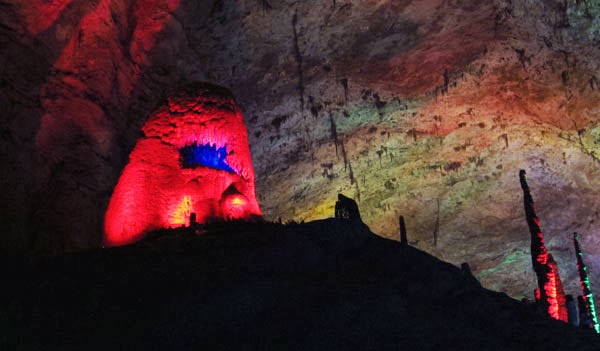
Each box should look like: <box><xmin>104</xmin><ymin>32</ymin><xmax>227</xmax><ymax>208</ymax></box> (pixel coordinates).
<box><xmin>104</xmin><ymin>84</ymin><xmax>261</xmax><ymax>246</ymax></box>
<box><xmin>547</xmin><ymin>253</ymin><xmax>568</xmax><ymax>322</ymax></box>
<box><xmin>519</xmin><ymin>170</ymin><xmax>568</xmax><ymax>322</ymax></box>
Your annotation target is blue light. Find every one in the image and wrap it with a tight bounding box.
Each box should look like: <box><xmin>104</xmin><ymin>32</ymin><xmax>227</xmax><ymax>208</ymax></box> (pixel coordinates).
<box><xmin>179</xmin><ymin>142</ymin><xmax>235</xmax><ymax>172</ymax></box>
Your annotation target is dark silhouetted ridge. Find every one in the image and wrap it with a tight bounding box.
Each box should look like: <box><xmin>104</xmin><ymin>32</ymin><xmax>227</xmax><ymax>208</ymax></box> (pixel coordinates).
<box><xmin>3</xmin><ymin>219</ymin><xmax>600</xmax><ymax>350</ymax></box>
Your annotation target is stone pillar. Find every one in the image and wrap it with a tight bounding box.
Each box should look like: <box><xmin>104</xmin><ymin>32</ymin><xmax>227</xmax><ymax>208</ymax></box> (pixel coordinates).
<box><xmin>519</xmin><ymin>170</ymin><xmax>568</xmax><ymax>322</ymax></box>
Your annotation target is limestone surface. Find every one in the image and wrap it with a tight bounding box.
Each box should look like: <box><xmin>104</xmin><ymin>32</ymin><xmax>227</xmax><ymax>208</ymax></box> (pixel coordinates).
<box><xmin>1</xmin><ymin>0</ymin><xmax>599</xmax><ymax>299</ymax></box>
<box><xmin>104</xmin><ymin>83</ymin><xmax>261</xmax><ymax>246</ymax></box>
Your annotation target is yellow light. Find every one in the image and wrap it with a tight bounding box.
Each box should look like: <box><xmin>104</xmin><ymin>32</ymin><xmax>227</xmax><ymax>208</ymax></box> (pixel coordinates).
<box><xmin>169</xmin><ymin>195</ymin><xmax>193</xmax><ymax>226</ymax></box>
<box><xmin>231</xmin><ymin>196</ymin><xmax>245</xmax><ymax>206</ymax></box>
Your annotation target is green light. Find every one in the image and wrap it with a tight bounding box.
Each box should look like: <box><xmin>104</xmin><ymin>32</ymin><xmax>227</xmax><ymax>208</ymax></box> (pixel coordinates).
<box><xmin>573</xmin><ymin>232</ymin><xmax>600</xmax><ymax>333</ymax></box>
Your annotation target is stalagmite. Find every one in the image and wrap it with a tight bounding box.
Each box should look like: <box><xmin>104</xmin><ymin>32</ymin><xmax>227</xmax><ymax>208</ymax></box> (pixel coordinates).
<box><xmin>579</xmin><ymin>296</ymin><xmax>594</xmax><ymax>330</ymax></box>
<box><xmin>566</xmin><ymin>295</ymin><xmax>579</xmax><ymax>327</ymax></box>
<box><xmin>103</xmin><ymin>83</ymin><xmax>262</xmax><ymax>247</ymax></box>
<box><xmin>573</xmin><ymin>232</ymin><xmax>600</xmax><ymax>332</ymax></box>
<box><xmin>546</xmin><ymin>253</ymin><xmax>568</xmax><ymax>322</ymax></box>
<box><xmin>399</xmin><ymin>215</ymin><xmax>407</xmax><ymax>246</ymax></box>
<box><xmin>519</xmin><ymin>170</ymin><xmax>568</xmax><ymax>322</ymax></box>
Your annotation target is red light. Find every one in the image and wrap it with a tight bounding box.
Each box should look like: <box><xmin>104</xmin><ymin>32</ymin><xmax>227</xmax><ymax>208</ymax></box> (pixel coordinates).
<box><xmin>543</xmin><ymin>254</ymin><xmax>568</xmax><ymax>322</ymax></box>
<box><xmin>520</xmin><ymin>170</ymin><xmax>567</xmax><ymax>322</ymax></box>
<box><xmin>16</xmin><ymin>0</ymin><xmax>73</xmax><ymax>35</ymax></box>
<box><xmin>222</xmin><ymin>194</ymin><xmax>250</xmax><ymax>220</ymax></box>
<box><xmin>103</xmin><ymin>85</ymin><xmax>262</xmax><ymax>247</ymax></box>
<box><xmin>31</xmin><ymin>0</ymin><xmax>181</xmax><ymax>156</ymax></box>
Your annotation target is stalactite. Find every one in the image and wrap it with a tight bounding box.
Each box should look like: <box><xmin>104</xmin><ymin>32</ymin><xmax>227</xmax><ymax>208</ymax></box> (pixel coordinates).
<box><xmin>433</xmin><ymin>198</ymin><xmax>440</xmax><ymax>246</ymax></box>
<box><xmin>339</xmin><ymin>78</ymin><xmax>349</xmax><ymax>104</ymax></box>
<box><xmin>573</xmin><ymin>232</ymin><xmax>600</xmax><ymax>332</ymax></box>
<box><xmin>329</xmin><ymin>113</ymin><xmax>339</xmax><ymax>157</ymax></box>
<box><xmin>340</xmin><ymin>141</ymin><xmax>353</xmax><ymax>183</ymax></box>
<box><xmin>292</xmin><ymin>10</ymin><xmax>305</xmax><ymax>119</ymax></box>
<box><xmin>329</xmin><ymin>116</ymin><xmax>360</xmax><ymax>200</ymax></box>
<box><xmin>354</xmin><ymin>181</ymin><xmax>361</xmax><ymax>202</ymax></box>
<box><xmin>441</xmin><ymin>69</ymin><xmax>450</xmax><ymax>95</ymax></box>
<box><xmin>260</xmin><ymin>0</ymin><xmax>272</xmax><ymax>11</ymax></box>
<box><xmin>519</xmin><ymin>170</ymin><xmax>568</xmax><ymax>322</ymax></box>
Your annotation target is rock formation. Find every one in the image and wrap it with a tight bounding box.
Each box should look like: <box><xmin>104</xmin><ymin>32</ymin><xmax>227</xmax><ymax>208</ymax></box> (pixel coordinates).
<box><xmin>399</xmin><ymin>215</ymin><xmax>408</xmax><ymax>246</ymax></box>
<box><xmin>574</xmin><ymin>232</ymin><xmax>600</xmax><ymax>332</ymax></box>
<box><xmin>1</xmin><ymin>0</ymin><xmax>599</xmax><ymax>299</ymax></box>
<box><xmin>334</xmin><ymin>193</ymin><xmax>361</xmax><ymax>220</ymax></box>
<box><xmin>104</xmin><ymin>83</ymin><xmax>261</xmax><ymax>246</ymax></box>
<box><xmin>520</xmin><ymin>169</ymin><xmax>568</xmax><ymax>322</ymax></box>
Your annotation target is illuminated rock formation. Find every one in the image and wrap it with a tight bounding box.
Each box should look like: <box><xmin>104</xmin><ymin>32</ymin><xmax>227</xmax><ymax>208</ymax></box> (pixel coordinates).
<box><xmin>574</xmin><ymin>232</ymin><xmax>600</xmax><ymax>332</ymax></box>
<box><xmin>546</xmin><ymin>253</ymin><xmax>568</xmax><ymax>322</ymax></box>
<box><xmin>104</xmin><ymin>83</ymin><xmax>261</xmax><ymax>246</ymax></box>
<box><xmin>519</xmin><ymin>170</ymin><xmax>568</xmax><ymax>322</ymax></box>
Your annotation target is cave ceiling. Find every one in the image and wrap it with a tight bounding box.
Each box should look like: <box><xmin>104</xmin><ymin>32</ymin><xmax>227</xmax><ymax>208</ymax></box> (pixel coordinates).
<box><xmin>1</xmin><ymin>0</ymin><xmax>600</xmax><ymax>299</ymax></box>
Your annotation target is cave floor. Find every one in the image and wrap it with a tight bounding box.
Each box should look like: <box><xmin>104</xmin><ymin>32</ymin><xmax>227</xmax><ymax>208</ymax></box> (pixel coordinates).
<box><xmin>3</xmin><ymin>219</ymin><xmax>600</xmax><ymax>350</ymax></box>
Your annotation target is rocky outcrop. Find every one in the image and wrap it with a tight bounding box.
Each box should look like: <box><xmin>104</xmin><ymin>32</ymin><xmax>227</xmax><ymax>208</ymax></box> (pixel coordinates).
<box><xmin>334</xmin><ymin>193</ymin><xmax>361</xmax><ymax>220</ymax></box>
<box><xmin>5</xmin><ymin>220</ymin><xmax>600</xmax><ymax>350</ymax></box>
<box><xmin>104</xmin><ymin>83</ymin><xmax>261</xmax><ymax>246</ymax></box>
<box><xmin>1</xmin><ymin>0</ymin><xmax>599</xmax><ymax>299</ymax></box>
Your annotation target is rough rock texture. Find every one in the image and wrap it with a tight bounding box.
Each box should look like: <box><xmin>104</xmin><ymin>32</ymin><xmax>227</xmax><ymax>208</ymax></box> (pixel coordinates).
<box><xmin>104</xmin><ymin>83</ymin><xmax>261</xmax><ymax>246</ymax></box>
<box><xmin>521</xmin><ymin>169</ymin><xmax>568</xmax><ymax>321</ymax></box>
<box><xmin>1</xmin><ymin>0</ymin><xmax>600</xmax><ymax>300</ymax></box>
<box><xmin>4</xmin><ymin>220</ymin><xmax>600</xmax><ymax>350</ymax></box>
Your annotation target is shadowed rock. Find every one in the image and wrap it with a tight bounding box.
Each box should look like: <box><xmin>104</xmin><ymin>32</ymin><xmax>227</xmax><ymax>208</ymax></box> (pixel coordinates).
<box><xmin>3</xmin><ymin>219</ymin><xmax>600</xmax><ymax>350</ymax></box>
<box><xmin>334</xmin><ymin>194</ymin><xmax>361</xmax><ymax>220</ymax></box>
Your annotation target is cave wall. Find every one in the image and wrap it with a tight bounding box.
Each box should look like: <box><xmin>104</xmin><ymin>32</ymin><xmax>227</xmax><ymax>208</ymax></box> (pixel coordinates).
<box><xmin>1</xmin><ymin>0</ymin><xmax>599</xmax><ymax>299</ymax></box>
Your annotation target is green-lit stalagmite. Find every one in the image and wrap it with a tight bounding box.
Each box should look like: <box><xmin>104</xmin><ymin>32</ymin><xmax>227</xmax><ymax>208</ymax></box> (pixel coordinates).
<box><xmin>573</xmin><ymin>232</ymin><xmax>600</xmax><ymax>333</ymax></box>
